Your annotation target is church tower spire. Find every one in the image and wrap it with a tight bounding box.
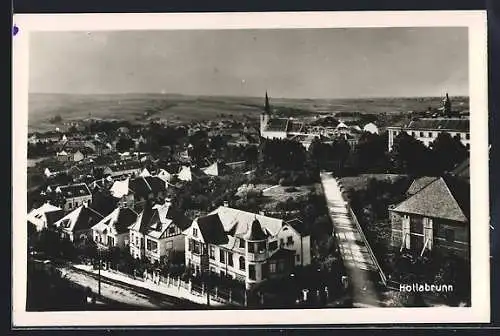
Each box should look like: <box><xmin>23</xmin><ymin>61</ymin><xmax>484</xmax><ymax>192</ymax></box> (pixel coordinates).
<box><xmin>442</xmin><ymin>92</ymin><xmax>452</xmax><ymax>117</ymax></box>
<box><xmin>264</xmin><ymin>91</ymin><xmax>271</xmax><ymax>115</ymax></box>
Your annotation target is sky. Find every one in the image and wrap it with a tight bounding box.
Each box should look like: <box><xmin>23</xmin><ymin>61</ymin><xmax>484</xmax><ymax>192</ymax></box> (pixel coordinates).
<box><xmin>29</xmin><ymin>27</ymin><xmax>469</xmax><ymax>99</ymax></box>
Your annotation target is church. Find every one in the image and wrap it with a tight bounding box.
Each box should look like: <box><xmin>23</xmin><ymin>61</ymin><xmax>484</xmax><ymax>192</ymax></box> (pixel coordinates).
<box><xmin>259</xmin><ymin>92</ymin><xmax>307</xmax><ymax>140</ymax></box>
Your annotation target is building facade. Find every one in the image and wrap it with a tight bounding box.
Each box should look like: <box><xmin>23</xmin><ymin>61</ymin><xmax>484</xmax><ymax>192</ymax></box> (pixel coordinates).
<box><xmin>184</xmin><ymin>205</ymin><xmax>311</xmax><ymax>290</ymax></box>
<box><xmin>389</xmin><ymin>176</ymin><xmax>470</xmax><ymax>260</ymax></box>
<box><xmin>387</xmin><ymin>118</ymin><xmax>470</xmax><ymax>151</ymax></box>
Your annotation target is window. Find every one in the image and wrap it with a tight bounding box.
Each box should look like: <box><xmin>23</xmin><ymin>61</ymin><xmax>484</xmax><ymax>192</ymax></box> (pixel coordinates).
<box><xmin>193</xmin><ymin>227</ymin><xmax>198</xmax><ymax>237</ymax></box>
<box><xmin>248</xmin><ymin>242</ymin><xmax>255</xmax><ymax>253</ymax></box>
<box><xmin>135</xmin><ymin>237</ymin><xmax>139</xmax><ymax>247</ymax></box>
<box><xmin>411</xmin><ymin>131</ymin><xmax>415</xmax><ymax>137</ymax></box>
<box><xmin>220</xmin><ymin>250</ymin><xmax>225</xmax><ymax>263</ymax></box>
<box><xmin>239</xmin><ymin>238</ymin><xmax>245</xmax><ymax>248</ymax></box>
<box><xmin>249</xmin><ymin>264</ymin><xmax>256</xmax><ymax>280</ymax></box>
<box><xmin>466</xmin><ymin>133</ymin><xmax>470</xmax><ymax>140</ymax></box>
<box><xmin>68</xmin><ymin>202</ymin><xmax>72</xmax><ymax>209</ymax></box>
<box><xmin>296</xmin><ymin>254</ymin><xmax>300</xmax><ymax>262</ymax></box>
<box><xmin>277</xmin><ymin>261</ymin><xmax>285</xmax><ymax>272</ymax></box>
<box><xmin>466</xmin><ymin>144</ymin><xmax>470</xmax><ymax>150</ymax></box>
<box><xmin>166</xmin><ymin>241</ymin><xmax>173</xmax><ymax>250</ymax></box>
<box><xmin>269</xmin><ymin>262</ymin><xmax>277</xmax><ymax>273</ymax></box>
<box><xmin>209</xmin><ymin>245</ymin><xmax>215</xmax><ymax>259</ymax></box>
<box><xmin>107</xmin><ymin>236</ymin><xmax>114</xmax><ymax>246</ymax></box>
<box><xmin>428</xmin><ymin>132</ymin><xmax>433</xmax><ymax>137</ymax></box>
<box><xmin>286</xmin><ymin>236</ymin><xmax>294</xmax><ymax>245</ymax></box>
<box><xmin>445</xmin><ymin>229</ymin><xmax>455</xmax><ymax>242</ymax></box>
<box><xmin>228</xmin><ymin>252</ymin><xmax>233</xmax><ymax>266</ymax></box>
<box><xmin>419</xmin><ymin>132</ymin><xmax>424</xmax><ymax>137</ymax></box>
<box><xmin>168</xmin><ymin>226</ymin><xmax>177</xmax><ymax>235</ymax></box>
<box><xmin>239</xmin><ymin>256</ymin><xmax>245</xmax><ymax>271</ymax></box>
<box><xmin>257</xmin><ymin>241</ymin><xmax>266</xmax><ymax>253</ymax></box>
<box><xmin>188</xmin><ymin>239</ymin><xmax>194</xmax><ymax>252</ymax></box>
<box><xmin>146</xmin><ymin>239</ymin><xmax>158</xmax><ymax>253</ymax></box>
<box><xmin>269</xmin><ymin>241</ymin><xmax>278</xmax><ymax>251</ymax></box>
<box><xmin>280</xmin><ymin>238</ymin><xmax>284</xmax><ymax>247</ymax></box>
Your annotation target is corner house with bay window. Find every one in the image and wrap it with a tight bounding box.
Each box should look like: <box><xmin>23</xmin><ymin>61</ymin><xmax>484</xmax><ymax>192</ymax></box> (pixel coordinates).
<box><xmin>184</xmin><ymin>205</ymin><xmax>311</xmax><ymax>290</ymax></box>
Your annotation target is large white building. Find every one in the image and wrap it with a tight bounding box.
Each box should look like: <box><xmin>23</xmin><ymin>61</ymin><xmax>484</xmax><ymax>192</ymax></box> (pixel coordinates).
<box><xmin>183</xmin><ymin>205</ymin><xmax>311</xmax><ymax>290</ymax></box>
<box><xmin>387</xmin><ymin>118</ymin><xmax>470</xmax><ymax>151</ymax></box>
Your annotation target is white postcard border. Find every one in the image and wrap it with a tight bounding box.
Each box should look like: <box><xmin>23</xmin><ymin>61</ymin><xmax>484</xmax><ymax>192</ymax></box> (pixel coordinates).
<box><xmin>12</xmin><ymin>10</ymin><xmax>489</xmax><ymax>326</ymax></box>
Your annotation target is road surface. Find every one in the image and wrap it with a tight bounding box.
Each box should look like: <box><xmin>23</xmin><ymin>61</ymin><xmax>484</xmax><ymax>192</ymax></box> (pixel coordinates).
<box><xmin>320</xmin><ymin>172</ymin><xmax>382</xmax><ymax>307</ymax></box>
<box><xmin>60</xmin><ymin>266</ymin><xmax>203</xmax><ymax>310</ymax></box>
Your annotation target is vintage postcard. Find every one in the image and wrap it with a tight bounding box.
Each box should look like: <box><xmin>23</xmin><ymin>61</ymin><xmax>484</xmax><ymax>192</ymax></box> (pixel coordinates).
<box><xmin>12</xmin><ymin>11</ymin><xmax>489</xmax><ymax>327</ymax></box>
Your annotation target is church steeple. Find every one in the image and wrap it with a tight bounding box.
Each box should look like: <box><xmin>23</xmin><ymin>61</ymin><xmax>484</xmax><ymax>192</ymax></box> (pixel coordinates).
<box><xmin>442</xmin><ymin>92</ymin><xmax>452</xmax><ymax>117</ymax></box>
<box><xmin>264</xmin><ymin>91</ymin><xmax>271</xmax><ymax>115</ymax></box>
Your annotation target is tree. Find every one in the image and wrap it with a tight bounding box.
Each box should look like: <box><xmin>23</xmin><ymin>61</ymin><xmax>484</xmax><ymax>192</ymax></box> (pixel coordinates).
<box><xmin>116</xmin><ymin>137</ymin><xmax>134</xmax><ymax>152</ymax></box>
<box><xmin>429</xmin><ymin>132</ymin><xmax>468</xmax><ymax>174</ymax></box>
<box><xmin>390</xmin><ymin>132</ymin><xmax>433</xmax><ymax>175</ymax></box>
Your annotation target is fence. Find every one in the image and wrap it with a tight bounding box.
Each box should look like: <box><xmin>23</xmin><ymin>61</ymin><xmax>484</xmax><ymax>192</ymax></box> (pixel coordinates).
<box><xmin>347</xmin><ymin>206</ymin><xmax>387</xmax><ymax>286</ymax></box>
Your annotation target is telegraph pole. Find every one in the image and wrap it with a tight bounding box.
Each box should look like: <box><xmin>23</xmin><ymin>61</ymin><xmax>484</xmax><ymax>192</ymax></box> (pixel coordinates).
<box><xmin>98</xmin><ymin>247</ymin><xmax>102</xmax><ymax>298</ymax></box>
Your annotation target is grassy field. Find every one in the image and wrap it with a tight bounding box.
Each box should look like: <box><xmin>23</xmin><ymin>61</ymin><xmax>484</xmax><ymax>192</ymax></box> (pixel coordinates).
<box><xmin>339</xmin><ymin>174</ymin><xmax>408</xmax><ymax>192</ymax></box>
<box><xmin>28</xmin><ymin>93</ymin><xmax>469</xmax><ymax>133</ymax></box>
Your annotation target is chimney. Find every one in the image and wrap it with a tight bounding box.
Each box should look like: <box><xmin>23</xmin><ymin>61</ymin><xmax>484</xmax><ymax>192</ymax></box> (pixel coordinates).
<box><xmin>223</xmin><ymin>201</ymin><xmax>229</xmax><ymax>207</ymax></box>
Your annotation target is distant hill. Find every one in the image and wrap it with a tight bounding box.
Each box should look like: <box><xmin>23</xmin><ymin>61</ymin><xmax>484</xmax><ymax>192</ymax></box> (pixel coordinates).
<box><xmin>28</xmin><ymin>93</ymin><xmax>469</xmax><ymax>133</ymax></box>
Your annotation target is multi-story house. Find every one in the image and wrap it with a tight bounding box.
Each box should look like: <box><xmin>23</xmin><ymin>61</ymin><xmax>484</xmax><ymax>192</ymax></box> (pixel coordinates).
<box><xmin>387</xmin><ymin>118</ymin><xmax>470</xmax><ymax>151</ymax></box>
<box><xmin>92</xmin><ymin>206</ymin><xmax>138</xmax><ymax>250</ymax></box>
<box><xmin>129</xmin><ymin>202</ymin><xmax>191</xmax><ymax>263</ymax></box>
<box><xmin>110</xmin><ymin>176</ymin><xmax>167</xmax><ymax>210</ymax></box>
<box><xmin>27</xmin><ymin>202</ymin><xmax>65</xmax><ymax>232</ymax></box>
<box><xmin>103</xmin><ymin>160</ymin><xmax>143</xmax><ymax>178</ymax></box>
<box><xmin>184</xmin><ymin>205</ymin><xmax>311</xmax><ymax>290</ymax></box>
<box><xmin>389</xmin><ymin>175</ymin><xmax>470</xmax><ymax>260</ymax></box>
<box><xmin>53</xmin><ymin>204</ymin><xmax>103</xmax><ymax>242</ymax></box>
<box><xmin>54</xmin><ymin>183</ymin><xmax>93</xmax><ymax>212</ymax></box>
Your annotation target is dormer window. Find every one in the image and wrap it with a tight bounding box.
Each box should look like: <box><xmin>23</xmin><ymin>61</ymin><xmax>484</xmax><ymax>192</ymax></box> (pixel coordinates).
<box><xmin>193</xmin><ymin>227</ymin><xmax>198</xmax><ymax>237</ymax></box>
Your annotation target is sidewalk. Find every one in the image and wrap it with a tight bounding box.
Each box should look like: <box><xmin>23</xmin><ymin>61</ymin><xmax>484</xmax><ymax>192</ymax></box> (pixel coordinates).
<box><xmin>320</xmin><ymin>172</ymin><xmax>382</xmax><ymax>307</ymax></box>
<box><xmin>72</xmin><ymin>264</ymin><xmax>226</xmax><ymax>307</ymax></box>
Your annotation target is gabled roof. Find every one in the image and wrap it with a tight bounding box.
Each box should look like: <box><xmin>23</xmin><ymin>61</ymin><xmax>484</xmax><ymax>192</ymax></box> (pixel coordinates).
<box><xmin>129</xmin><ymin>176</ymin><xmax>166</xmax><ymax>197</ymax></box>
<box><xmin>56</xmin><ymin>183</ymin><xmax>92</xmax><ymax>199</ymax></box>
<box><xmin>284</xmin><ymin>218</ymin><xmax>310</xmax><ymax>237</ymax></box>
<box><xmin>153</xmin><ymin>202</ymin><xmax>192</xmax><ymax>231</ymax></box>
<box><xmin>196</xmin><ymin>214</ymin><xmax>229</xmax><ymax>245</ymax></box>
<box><xmin>209</xmin><ymin>206</ymin><xmax>283</xmax><ymax>237</ymax></box>
<box><xmin>110</xmin><ymin>178</ymin><xmax>130</xmax><ymax>198</ymax></box>
<box><xmin>202</xmin><ymin>162</ymin><xmax>227</xmax><ymax>177</ymax></box>
<box><xmin>177</xmin><ymin>166</ymin><xmax>193</xmax><ymax>181</ymax></box>
<box><xmin>27</xmin><ymin>203</ymin><xmax>64</xmax><ymax>228</ymax></box>
<box><xmin>92</xmin><ymin>207</ymin><xmax>137</xmax><ymax>235</ymax></box>
<box><xmin>392</xmin><ymin>176</ymin><xmax>469</xmax><ymax>223</ymax></box>
<box><xmin>264</xmin><ymin>118</ymin><xmax>289</xmax><ymax>132</ymax></box>
<box><xmin>129</xmin><ymin>203</ymin><xmax>155</xmax><ymax>234</ymax></box>
<box><xmin>108</xmin><ymin>160</ymin><xmax>142</xmax><ymax>172</ymax></box>
<box><xmin>54</xmin><ymin>206</ymin><xmax>103</xmax><ymax>233</ymax></box>
<box><xmin>406</xmin><ymin>177</ymin><xmax>438</xmax><ymax>196</ymax></box>
<box><xmin>390</xmin><ymin>118</ymin><xmax>469</xmax><ymax>132</ymax></box>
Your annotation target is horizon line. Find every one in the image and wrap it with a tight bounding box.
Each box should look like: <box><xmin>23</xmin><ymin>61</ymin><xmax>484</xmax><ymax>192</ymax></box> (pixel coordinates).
<box><xmin>29</xmin><ymin>91</ymin><xmax>470</xmax><ymax>101</ymax></box>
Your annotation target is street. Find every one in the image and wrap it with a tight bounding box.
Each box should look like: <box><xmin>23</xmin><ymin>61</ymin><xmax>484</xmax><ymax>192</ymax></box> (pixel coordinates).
<box><xmin>320</xmin><ymin>172</ymin><xmax>382</xmax><ymax>307</ymax></box>
<box><xmin>59</xmin><ymin>265</ymin><xmax>204</xmax><ymax>310</ymax></box>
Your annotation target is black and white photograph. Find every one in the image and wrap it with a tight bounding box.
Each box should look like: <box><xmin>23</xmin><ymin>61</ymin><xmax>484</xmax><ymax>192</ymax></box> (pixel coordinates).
<box><xmin>12</xmin><ymin>11</ymin><xmax>490</xmax><ymax>326</ymax></box>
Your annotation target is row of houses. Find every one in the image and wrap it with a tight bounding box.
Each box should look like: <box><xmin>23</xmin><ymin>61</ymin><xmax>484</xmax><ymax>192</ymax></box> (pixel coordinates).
<box><xmin>28</xmin><ymin>198</ymin><xmax>312</xmax><ymax>291</ymax></box>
